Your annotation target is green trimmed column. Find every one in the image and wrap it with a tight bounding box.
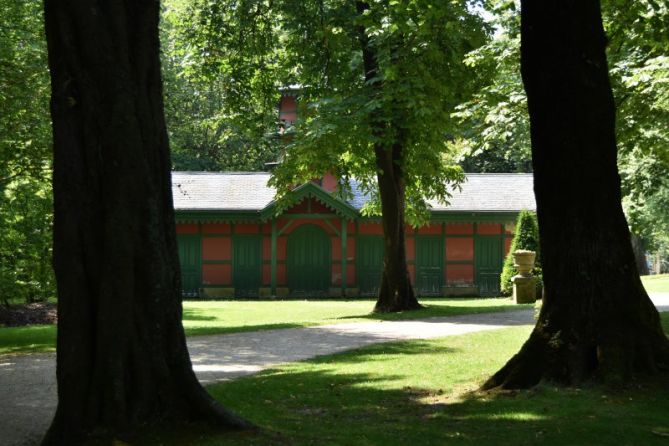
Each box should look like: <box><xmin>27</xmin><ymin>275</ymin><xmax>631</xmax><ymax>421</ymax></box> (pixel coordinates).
<box><xmin>271</xmin><ymin>219</ymin><xmax>277</xmax><ymax>296</ymax></box>
<box><xmin>341</xmin><ymin>219</ymin><xmax>347</xmax><ymax>296</ymax></box>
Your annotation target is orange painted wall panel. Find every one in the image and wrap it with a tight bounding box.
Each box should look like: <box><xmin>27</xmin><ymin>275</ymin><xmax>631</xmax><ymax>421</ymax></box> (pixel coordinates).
<box><xmin>477</xmin><ymin>223</ymin><xmax>502</xmax><ymax>235</ymax></box>
<box><xmin>332</xmin><ymin>237</ymin><xmax>342</xmax><ymax>261</ymax></box>
<box><xmin>235</xmin><ymin>223</ymin><xmax>260</xmax><ymax>234</ymax></box>
<box><xmin>277</xmin><ymin>237</ymin><xmax>287</xmax><ymax>261</ymax></box>
<box><xmin>406</xmin><ymin>237</ymin><xmax>415</xmax><ymax>262</ymax></box>
<box><xmin>417</xmin><ymin>223</ymin><xmax>442</xmax><ymax>235</ymax></box>
<box><xmin>505</xmin><ymin>237</ymin><xmax>512</xmax><ymax>256</ymax></box>
<box><xmin>263</xmin><ymin>237</ymin><xmax>271</xmax><ymax>260</ymax></box>
<box><xmin>202</xmin><ymin>264</ymin><xmax>231</xmax><ymax>285</ymax></box>
<box><xmin>446</xmin><ymin>237</ymin><xmax>474</xmax><ymax>261</ymax></box>
<box><xmin>176</xmin><ymin>224</ymin><xmax>198</xmax><ymax>234</ymax></box>
<box><xmin>446</xmin><ymin>264</ymin><xmax>474</xmax><ymax>284</ymax></box>
<box><xmin>358</xmin><ymin>222</ymin><xmax>383</xmax><ymax>235</ymax></box>
<box><xmin>202</xmin><ymin>237</ymin><xmax>231</xmax><ymax>261</ymax></box>
<box><xmin>445</xmin><ymin>223</ymin><xmax>474</xmax><ymax>235</ymax></box>
<box><xmin>202</xmin><ymin>223</ymin><xmax>230</xmax><ymax>234</ymax></box>
<box><xmin>346</xmin><ymin>238</ymin><xmax>356</xmax><ymax>261</ymax></box>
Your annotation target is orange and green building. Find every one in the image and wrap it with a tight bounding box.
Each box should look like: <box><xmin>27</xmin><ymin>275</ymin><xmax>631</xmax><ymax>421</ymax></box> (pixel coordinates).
<box><xmin>173</xmin><ymin>171</ymin><xmax>535</xmax><ymax>298</ymax></box>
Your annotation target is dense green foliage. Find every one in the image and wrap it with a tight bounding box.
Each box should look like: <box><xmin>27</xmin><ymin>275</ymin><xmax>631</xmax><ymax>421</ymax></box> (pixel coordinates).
<box><xmin>0</xmin><ymin>0</ymin><xmax>54</xmax><ymax>305</ymax></box>
<box><xmin>1</xmin><ymin>0</ymin><xmax>666</xmax><ymax>304</ymax></box>
<box><xmin>455</xmin><ymin>0</ymin><xmax>669</xmax><ymax>262</ymax></box>
<box><xmin>161</xmin><ymin>0</ymin><xmax>282</xmax><ymax>171</ymax></box>
<box><xmin>181</xmin><ymin>0</ymin><xmax>488</xmax><ymax>223</ymax></box>
<box><xmin>270</xmin><ymin>0</ymin><xmax>486</xmax><ymax>223</ymax></box>
<box><xmin>500</xmin><ymin>210</ymin><xmax>540</xmax><ymax>296</ymax></box>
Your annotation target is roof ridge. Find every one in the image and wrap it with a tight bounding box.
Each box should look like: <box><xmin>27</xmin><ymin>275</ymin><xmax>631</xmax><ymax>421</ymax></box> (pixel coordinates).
<box><xmin>464</xmin><ymin>172</ymin><xmax>533</xmax><ymax>176</ymax></box>
<box><xmin>171</xmin><ymin>171</ymin><xmax>271</xmax><ymax>176</ymax></box>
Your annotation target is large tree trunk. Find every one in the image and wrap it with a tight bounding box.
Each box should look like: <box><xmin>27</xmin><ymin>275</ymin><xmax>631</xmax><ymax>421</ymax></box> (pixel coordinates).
<box><xmin>355</xmin><ymin>1</ymin><xmax>421</xmax><ymax>313</ymax></box>
<box><xmin>43</xmin><ymin>1</ymin><xmax>250</xmax><ymax>443</ymax></box>
<box><xmin>483</xmin><ymin>0</ymin><xmax>669</xmax><ymax>390</ymax></box>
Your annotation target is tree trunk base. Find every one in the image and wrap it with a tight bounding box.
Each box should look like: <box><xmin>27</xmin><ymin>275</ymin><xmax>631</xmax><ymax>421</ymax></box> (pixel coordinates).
<box><xmin>42</xmin><ymin>387</ymin><xmax>254</xmax><ymax>445</ymax></box>
<box><xmin>373</xmin><ymin>271</ymin><xmax>423</xmax><ymax>313</ymax></box>
<box><xmin>374</xmin><ymin>299</ymin><xmax>423</xmax><ymax>313</ymax></box>
<box><xmin>482</xmin><ymin>301</ymin><xmax>669</xmax><ymax>391</ymax></box>
<box><xmin>42</xmin><ymin>365</ymin><xmax>254</xmax><ymax>445</ymax></box>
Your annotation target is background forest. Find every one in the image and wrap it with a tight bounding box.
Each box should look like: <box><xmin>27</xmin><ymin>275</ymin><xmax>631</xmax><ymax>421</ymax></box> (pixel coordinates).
<box><xmin>1</xmin><ymin>0</ymin><xmax>667</xmax><ymax>305</ymax></box>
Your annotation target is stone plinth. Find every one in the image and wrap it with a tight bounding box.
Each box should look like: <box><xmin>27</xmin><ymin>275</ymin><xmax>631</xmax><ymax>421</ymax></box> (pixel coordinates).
<box><xmin>512</xmin><ymin>275</ymin><xmax>536</xmax><ymax>304</ymax></box>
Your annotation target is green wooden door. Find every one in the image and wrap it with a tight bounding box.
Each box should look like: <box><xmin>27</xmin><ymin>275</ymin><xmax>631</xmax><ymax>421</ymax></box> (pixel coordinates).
<box><xmin>475</xmin><ymin>236</ymin><xmax>503</xmax><ymax>296</ymax></box>
<box><xmin>287</xmin><ymin>225</ymin><xmax>331</xmax><ymax>296</ymax></box>
<box><xmin>233</xmin><ymin>235</ymin><xmax>262</xmax><ymax>297</ymax></box>
<box><xmin>415</xmin><ymin>236</ymin><xmax>443</xmax><ymax>296</ymax></box>
<box><xmin>177</xmin><ymin>234</ymin><xmax>201</xmax><ymax>297</ymax></box>
<box><xmin>357</xmin><ymin>236</ymin><xmax>384</xmax><ymax>296</ymax></box>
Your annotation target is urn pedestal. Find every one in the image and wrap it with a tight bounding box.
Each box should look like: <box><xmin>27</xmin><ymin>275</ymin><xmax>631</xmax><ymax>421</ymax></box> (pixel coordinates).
<box><xmin>512</xmin><ymin>250</ymin><xmax>537</xmax><ymax>304</ymax></box>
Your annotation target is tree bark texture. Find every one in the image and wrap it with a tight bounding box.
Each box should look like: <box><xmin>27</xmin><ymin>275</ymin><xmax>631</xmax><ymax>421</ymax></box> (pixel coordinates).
<box><xmin>355</xmin><ymin>1</ymin><xmax>421</xmax><ymax>313</ymax></box>
<box><xmin>631</xmin><ymin>234</ymin><xmax>650</xmax><ymax>276</ymax></box>
<box><xmin>484</xmin><ymin>0</ymin><xmax>669</xmax><ymax>390</ymax></box>
<box><xmin>43</xmin><ymin>1</ymin><xmax>250</xmax><ymax>443</ymax></box>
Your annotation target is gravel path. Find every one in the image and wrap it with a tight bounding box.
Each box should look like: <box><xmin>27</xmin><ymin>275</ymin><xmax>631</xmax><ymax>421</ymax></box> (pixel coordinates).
<box><xmin>2</xmin><ymin>293</ymin><xmax>668</xmax><ymax>446</ymax></box>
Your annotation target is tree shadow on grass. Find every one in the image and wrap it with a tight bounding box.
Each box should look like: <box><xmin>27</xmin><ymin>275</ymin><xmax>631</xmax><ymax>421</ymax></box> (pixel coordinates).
<box><xmin>305</xmin><ymin>340</ymin><xmax>458</xmax><ymax>365</ymax></box>
<box><xmin>338</xmin><ymin>303</ymin><xmax>532</xmax><ymax>323</ymax></box>
<box><xmin>184</xmin><ymin>323</ymin><xmax>306</xmax><ymax>337</ymax></box>
<box><xmin>200</xmin><ymin>367</ymin><xmax>669</xmax><ymax>446</ymax></box>
<box><xmin>182</xmin><ymin>308</ymin><xmax>219</xmax><ymax>321</ymax></box>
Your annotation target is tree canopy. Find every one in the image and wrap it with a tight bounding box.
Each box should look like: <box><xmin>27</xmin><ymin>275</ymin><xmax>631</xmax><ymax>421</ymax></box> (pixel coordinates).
<box><xmin>0</xmin><ymin>0</ymin><xmax>54</xmax><ymax>305</ymax></box>
<box><xmin>161</xmin><ymin>0</ymin><xmax>283</xmax><ymax>172</ymax></box>
<box><xmin>454</xmin><ymin>0</ymin><xmax>669</xmax><ymax>260</ymax></box>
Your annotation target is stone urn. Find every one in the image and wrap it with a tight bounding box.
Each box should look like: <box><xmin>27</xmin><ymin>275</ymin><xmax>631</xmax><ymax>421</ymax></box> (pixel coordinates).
<box><xmin>513</xmin><ymin>250</ymin><xmax>536</xmax><ymax>277</ymax></box>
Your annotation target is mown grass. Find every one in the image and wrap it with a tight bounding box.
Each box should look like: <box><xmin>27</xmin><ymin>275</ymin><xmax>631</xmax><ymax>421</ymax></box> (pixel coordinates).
<box><xmin>0</xmin><ymin>297</ymin><xmax>527</xmax><ymax>355</ymax></box>
<box><xmin>181</xmin><ymin>298</ymin><xmax>529</xmax><ymax>336</ymax></box>
<box><xmin>642</xmin><ymin>274</ymin><xmax>669</xmax><ymax>293</ymax></box>
<box><xmin>146</xmin><ymin>312</ymin><xmax>669</xmax><ymax>446</ymax></box>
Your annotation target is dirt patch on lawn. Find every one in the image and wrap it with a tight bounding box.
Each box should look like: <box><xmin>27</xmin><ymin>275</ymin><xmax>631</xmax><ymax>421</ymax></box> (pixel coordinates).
<box><xmin>0</xmin><ymin>303</ymin><xmax>57</xmax><ymax>327</ymax></box>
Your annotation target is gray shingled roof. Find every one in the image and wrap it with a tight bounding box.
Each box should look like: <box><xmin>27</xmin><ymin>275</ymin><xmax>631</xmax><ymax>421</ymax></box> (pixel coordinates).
<box><xmin>171</xmin><ymin>171</ymin><xmax>535</xmax><ymax>213</ymax></box>
<box><xmin>429</xmin><ymin>173</ymin><xmax>536</xmax><ymax>212</ymax></box>
<box><xmin>172</xmin><ymin>172</ymin><xmax>275</xmax><ymax>211</ymax></box>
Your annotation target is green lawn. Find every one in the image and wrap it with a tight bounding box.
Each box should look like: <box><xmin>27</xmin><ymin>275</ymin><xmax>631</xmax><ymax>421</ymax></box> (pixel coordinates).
<box><xmin>148</xmin><ymin>312</ymin><xmax>669</xmax><ymax>446</ymax></box>
<box><xmin>0</xmin><ymin>297</ymin><xmax>528</xmax><ymax>355</ymax></box>
<box><xmin>642</xmin><ymin>274</ymin><xmax>669</xmax><ymax>293</ymax></box>
<box><xmin>181</xmin><ymin>298</ymin><xmax>528</xmax><ymax>336</ymax></box>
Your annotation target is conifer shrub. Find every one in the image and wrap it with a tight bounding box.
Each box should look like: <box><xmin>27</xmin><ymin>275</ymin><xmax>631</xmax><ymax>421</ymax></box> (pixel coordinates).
<box><xmin>500</xmin><ymin>210</ymin><xmax>541</xmax><ymax>296</ymax></box>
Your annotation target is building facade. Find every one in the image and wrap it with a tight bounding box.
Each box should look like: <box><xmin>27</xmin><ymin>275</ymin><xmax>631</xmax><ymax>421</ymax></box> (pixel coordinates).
<box><xmin>174</xmin><ymin>171</ymin><xmax>535</xmax><ymax>298</ymax></box>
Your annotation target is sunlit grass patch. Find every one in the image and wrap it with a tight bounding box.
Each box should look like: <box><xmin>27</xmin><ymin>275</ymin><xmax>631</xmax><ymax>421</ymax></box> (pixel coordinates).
<box><xmin>642</xmin><ymin>274</ymin><xmax>669</xmax><ymax>293</ymax></box>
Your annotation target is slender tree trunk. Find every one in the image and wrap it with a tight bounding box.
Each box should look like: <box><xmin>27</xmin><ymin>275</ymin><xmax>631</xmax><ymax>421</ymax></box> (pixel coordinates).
<box><xmin>631</xmin><ymin>234</ymin><xmax>650</xmax><ymax>276</ymax></box>
<box><xmin>43</xmin><ymin>1</ymin><xmax>250</xmax><ymax>443</ymax></box>
<box><xmin>483</xmin><ymin>0</ymin><xmax>669</xmax><ymax>390</ymax></box>
<box><xmin>355</xmin><ymin>1</ymin><xmax>421</xmax><ymax>313</ymax></box>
